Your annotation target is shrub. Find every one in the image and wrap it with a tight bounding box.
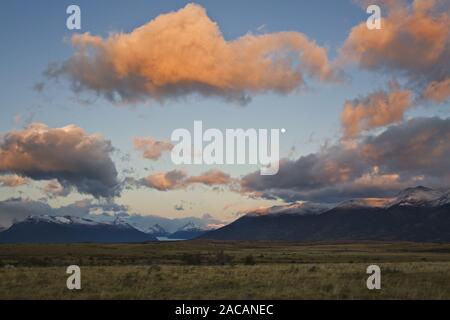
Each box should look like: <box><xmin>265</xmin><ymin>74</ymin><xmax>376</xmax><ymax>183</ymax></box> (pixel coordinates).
<box><xmin>243</xmin><ymin>255</ymin><xmax>256</xmax><ymax>265</ymax></box>
<box><xmin>147</xmin><ymin>264</ymin><xmax>162</xmax><ymax>273</ymax></box>
<box><xmin>214</xmin><ymin>250</ymin><xmax>233</xmax><ymax>265</ymax></box>
<box><xmin>181</xmin><ymin>253</ymin><xmax>202</xmax><ymax>265</ymax></box>
<box><xmin>308</xmin><ymin>266</ymin><xmax>318</xmax><ymax>272</ymax></box>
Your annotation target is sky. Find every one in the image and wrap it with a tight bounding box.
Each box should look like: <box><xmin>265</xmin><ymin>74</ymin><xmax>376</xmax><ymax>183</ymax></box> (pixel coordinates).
<box><xmin>0</xmin><ymin>0</ymin><xmax>449</xmax><ymax>226</ymax></box>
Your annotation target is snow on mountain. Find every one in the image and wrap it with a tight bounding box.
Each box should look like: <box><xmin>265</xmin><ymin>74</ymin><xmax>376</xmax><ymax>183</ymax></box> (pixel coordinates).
<box><xmin>432</xmin><ymin>190</ymin><xmax>450</xmax><ymax>207</ymax></box>
<box><xmin>145</xmin><ymin>224</ymin><xmax>169</xmax><ymax>236</ymax></box>
<box><xmin>111</xmin><ymin>217</ymin><xmax>136</xmax><ymax>229</ymax></box>
<box><xmin>0</xmin><ymin>214</ymin><xmax>157</xmax><ymax>243</ymax></box>
<box><xmin>84</xmin><ymin>213</ymin><xmax>222</xmax><ymax>234</ymax></box>
<box><xmin>387</xmin><ymin>186</ymin><xmax>446</xmax><ymax>208</ymax></box>
<box><xmin>242</xmin><ymin>186</ymin><xmax>450</xmax><ymax>218</ymax></box>
<box><xmin>146</xmin><ymin>224</ymin><xmax>166</xmax><ymax>233</ymax></box>
<box><xmin>336</xmin><ymin>187</ymin><xmax>450</xmax><ymax>210</ymax></box>
<box><xmin>178</xmin><ymin>222</ymin><xmax>203</xmax><ymax>232</ymax></box>
<box><xmin>167</xmin><ymin>222</ymin><xmax>213</xmax><ymax>240</ymax></box>
<box><xmin>336</xmin><ymin>198</ymin><xmax>392</xmax><ymax>209</ymax></box>
<box><xmin>24</xmin><ymin>215</ymin><xmax>134</xmax><ymax>229</ymax></box>
<box><xmin>247</xmin><ymin>201</ymin><xmax>332</xmax><ymax>217</ymax></box>
<box><xmin>26</xmin><ymin>215</ymin><xmax>94</xmax><ymax>225</ymax></box>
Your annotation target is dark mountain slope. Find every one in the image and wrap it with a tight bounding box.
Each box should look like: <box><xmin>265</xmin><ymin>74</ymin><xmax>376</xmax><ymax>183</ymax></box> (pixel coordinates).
<box><xmin>202</xmin><ymin>204</ymin><xmax>450</xmax><ymax>242</ymax></box>
<box><xmin>0</xmin><ymin>216</ymin><xmax>157</xmax><ymax>243</ymax></box>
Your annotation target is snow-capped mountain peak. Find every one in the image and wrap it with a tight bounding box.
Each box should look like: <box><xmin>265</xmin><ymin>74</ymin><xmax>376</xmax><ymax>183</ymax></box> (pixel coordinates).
<box><xmin>1</xmin><ymin>214</ymin><xmax>157</xmax><ymax>243</ymax></box>
<box><xmin>431</xmin><ymin>190</ymin><xmax>450</xmax><ymax>207</ymax></box>
<box><xmin>178</xmin><ymin>222</ymin><xmax>202</xmax><ymax>232</ymax></box>
<box><xmin>243</xmin><ymin>186</ymin><xmax>450</xmax><ymax>218</ymax></box>
<box><xmin>145</xmin><ymin>224</ymin><xmax>168</xmax><ymax>235</ymax></box>
<box><xmin>147</xmin><ymin>223</ymin><xmax>166</xmax><ymax>232</ymax></box>
<box><xmin>337</xmin><ymin>198</ymin><xmax>392</xmax><ymax>209</ymax></box>
<box><xmin>24</xmin><ymin>215</ymin><xmax>135</xmax><ymax>228</ymax></box>
<box><xmin>112</xmin><ymin>217</ymin><xmax>134</xmax><ymax>229</ymax></box>
<box><xmin>25</xmin><ymin>215</ymin><xmax>98</xmax><ymax>226</ymax></box>
<box><xmin>247</xmin><ymin>201</ymin><xmax>332</xmax><ymax>217</ymax></box>
<box><xmin>388</xmin><ymin>186</ymin><xmax>445</xmax><ymax>208</ymax></box>
<box><xmin>336</xmin><ymin>186</ymin><xmax>450</xmax><ymax>209</ymax></box>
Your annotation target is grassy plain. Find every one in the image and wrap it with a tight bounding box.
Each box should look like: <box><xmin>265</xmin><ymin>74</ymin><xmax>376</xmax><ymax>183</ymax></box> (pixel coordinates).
<box><xmin>0</xmin><ymin>241</ymin><xmax>449</xmax><ymax>299</ymax></box>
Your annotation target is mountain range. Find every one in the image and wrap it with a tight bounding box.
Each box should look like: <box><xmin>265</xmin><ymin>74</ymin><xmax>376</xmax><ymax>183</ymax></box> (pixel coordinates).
<box><xmin>167</xmin><ymin>222</ymin><xmax>209</xmax><ymax>239</ymax></box>
<box><xmin>1</xmin><ymin>186</ymin><xmax>449</xmax><ymax>243</ymax></box>
<box><xmin>0</xmin><ymin>216</ymin><xmax>214</xmax><ymax>243</ymax></box>
<box><xmin>0</xmin><ymin>215</ymin><xmax>157</xmax><ymax>243</ymax></box>
<box><xmin>145</xmin><ymin>224</ymin><xmax>170</xmax><ymax>237</ymax></box>
<box><xmin>201</xmin><ymin>186</ymin><xmax>450</xmax><ymax>242</ymax></box>
<box><xmin>85</xmin><ymin>212</ymin><xmax>222</xmax><ymax>235</ymax></box>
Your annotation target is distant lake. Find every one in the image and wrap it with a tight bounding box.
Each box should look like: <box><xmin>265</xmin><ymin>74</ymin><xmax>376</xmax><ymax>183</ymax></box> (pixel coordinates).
<box><xmin>156</xmin><ymin>236</ymin><xmax>185</xmax><ymax>242</ymax></box>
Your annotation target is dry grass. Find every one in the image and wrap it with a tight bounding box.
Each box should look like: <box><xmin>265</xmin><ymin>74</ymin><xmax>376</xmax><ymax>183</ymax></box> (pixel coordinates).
<box><xmin>1</xmin><ymin>241</ymin><xmax>450</xmax><ymax>299</ymax></box>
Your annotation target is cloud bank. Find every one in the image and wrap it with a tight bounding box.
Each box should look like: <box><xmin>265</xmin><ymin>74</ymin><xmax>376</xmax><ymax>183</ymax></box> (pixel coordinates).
<box><xmin>242</xmin><ymin>117</ymin><xmax>450</xmax><ymax>202</ymax></box>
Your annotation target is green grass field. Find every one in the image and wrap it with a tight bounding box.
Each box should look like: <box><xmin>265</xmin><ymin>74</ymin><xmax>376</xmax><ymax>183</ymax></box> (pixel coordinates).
<box><xmin>1</xmin><ymin>241</ymin><xmax>450</xmax><ymax>299</ymax></box>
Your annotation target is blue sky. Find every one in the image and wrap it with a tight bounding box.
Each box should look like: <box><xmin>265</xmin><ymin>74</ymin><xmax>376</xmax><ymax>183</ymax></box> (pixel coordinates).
<box><xmin>1</xmin><ymin>0</ymin><xmax>449</xmax><ymax>222</ymax></box>
<box><xmin>0</xmin><ymin>0</ymin><xmax>373</xmax><ymax>156</ymax></box>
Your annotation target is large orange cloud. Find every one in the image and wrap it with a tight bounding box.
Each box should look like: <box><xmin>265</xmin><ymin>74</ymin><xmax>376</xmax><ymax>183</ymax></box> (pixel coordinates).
<box><xmin>46</xmin><ymin>3</ymin><xmax>337</xmax><ymax>104</ymax></box>
<box><xmin>0</xmin><ymin>123</ymin><xmax>119</xmax><ymax>198</ymax></box>
<box><xmin>342</xmin><ymin>0</ymin><xmax>450</xmax><ymax>102</ymax></box>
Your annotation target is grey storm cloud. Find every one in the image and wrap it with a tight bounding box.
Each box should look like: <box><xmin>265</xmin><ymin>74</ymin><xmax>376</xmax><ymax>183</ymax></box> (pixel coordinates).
<box><xmin>242</xmin><ymin>147</ymin><xmax>366</xmax><ymax>193</ymax></box>
<box><xmin>242</xmin><ymin>117</ymin><xmax>450</xmax><ymax>202</ymax></box>
<box><xmin>362</xmin><ymin>117</ymin><xmax>450</xmax><ymax>177</ymax></box>
<box><xmin>0</xmin><ymin>198</ymin><xmax>52</xmax><ymax>227</ymax></box>
<box><xmin>0</xmin><ymin>123</ymin><xmax>120</xmax><ymax>198</ymax></box>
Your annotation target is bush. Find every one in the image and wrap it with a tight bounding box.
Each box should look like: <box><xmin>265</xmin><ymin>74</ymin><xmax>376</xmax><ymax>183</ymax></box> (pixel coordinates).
<box><xmin>181</xmin><ymin>253</ymin><xmax>202</xmax><ymax>265</ymax></box>
<box><xmin>308</xmin><ymin>266</ymin><xmax>318</xmax><ymax>272</ymax></box>
<box><xmin>214</xmin><ymin>250</ymin><xmax>233</xmax><ymax>265</ymax></box>
<box><xmin>147</xmin><ymin>264</ymin><xmax>161</xmax><ymax>273</ymax></box>
<box><xmin>121</xmin><ymin>272</ymin><xmax>139</xmax><ymax>286</ymax></box>
<box><xmin>243</xmin><ymin>255</ymin><xmax>256</xmax><ymax>265</ymax></box>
